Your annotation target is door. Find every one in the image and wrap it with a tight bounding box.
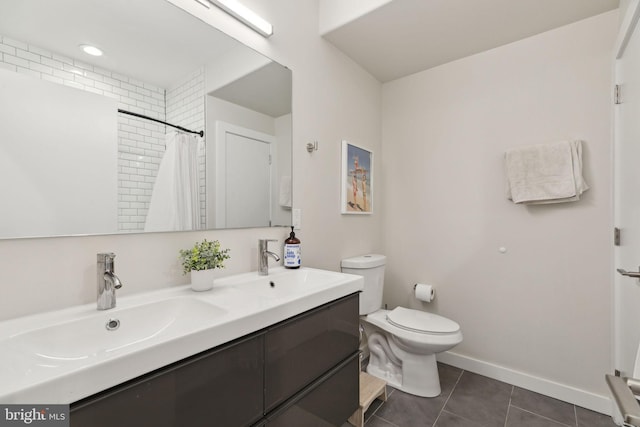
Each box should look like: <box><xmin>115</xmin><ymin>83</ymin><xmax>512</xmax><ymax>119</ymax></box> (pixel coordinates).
<box><xmin>213</xmin><ymin>122</ymin><xmax>274</xmax><ymax>228</ymax></box>
<box><xmin>614</xmin><ymin>0</ymin><xmax>640</xmax><ymax>378</ymax></box>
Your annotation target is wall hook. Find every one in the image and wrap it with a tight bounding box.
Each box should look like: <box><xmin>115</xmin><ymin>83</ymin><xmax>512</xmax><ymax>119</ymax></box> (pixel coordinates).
<box><xmin>306</xmin><ymin>140</ymin><xmax>318</xmax><ymax>153</ymax></box>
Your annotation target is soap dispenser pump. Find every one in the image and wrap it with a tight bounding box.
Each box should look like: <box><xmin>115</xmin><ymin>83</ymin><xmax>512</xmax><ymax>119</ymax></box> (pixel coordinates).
<box><xmin>284</xmin><ymin>226</ymin><xmax>301</xmax><ymax>269</ymax></box>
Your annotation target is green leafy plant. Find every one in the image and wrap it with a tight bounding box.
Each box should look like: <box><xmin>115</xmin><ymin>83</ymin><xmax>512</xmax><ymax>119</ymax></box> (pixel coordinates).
<box><xmin>179</xmin><ymin>239</ymin><xmax>230</xmax><ymax>275</ymax></box>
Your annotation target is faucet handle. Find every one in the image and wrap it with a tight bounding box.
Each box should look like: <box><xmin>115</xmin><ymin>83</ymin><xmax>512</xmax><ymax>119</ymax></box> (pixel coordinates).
<box><xmin>259</xmin><ymin>239</ymin><xmax>278</xmax><ymax>249</ymax></box>
<box><xmin>97</xmin><ymin>252</ymin><xmax>116</xmax><ymax>262</ymax></box>
<box><xmin>97</xmin><ymin>252</ymin><xmax>117</xmax><ymax>273</ymax></box>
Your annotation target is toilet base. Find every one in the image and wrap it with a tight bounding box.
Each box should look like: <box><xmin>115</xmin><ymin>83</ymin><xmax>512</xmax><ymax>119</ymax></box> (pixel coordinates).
<box><xmin>367</xmin><ymin>331</ymin><xmax>442</xmax><ymax>397</ymax></box>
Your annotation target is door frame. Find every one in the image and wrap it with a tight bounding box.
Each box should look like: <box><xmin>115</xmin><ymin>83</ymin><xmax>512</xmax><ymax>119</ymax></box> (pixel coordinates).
<box><xmin>613</xmin><ymin>0</ymin><xmax>640</xmax><ymax>377</ymax></box>
<box><xmin>211</xmin><ymin>121</ymin><xmax>275</xmax><ymax>228</ymax></box>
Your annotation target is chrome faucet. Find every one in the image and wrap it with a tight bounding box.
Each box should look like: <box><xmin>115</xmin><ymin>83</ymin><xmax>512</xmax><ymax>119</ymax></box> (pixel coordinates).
<box><xmin>97</xmin><ymin>252</ymin><xmax>123</xmax><ymax>310</ymax></box>
<box><xmin>258</xmin><ymin>239</ymin><xmax>280</xmax><ymax>276</ymax></box>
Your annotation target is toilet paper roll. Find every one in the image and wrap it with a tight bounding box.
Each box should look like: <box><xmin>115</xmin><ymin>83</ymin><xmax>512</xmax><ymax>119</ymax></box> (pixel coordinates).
<box><xmin>414</xmin><ymin>283</ymin><xmax>435</xmax><ymax>302</ymax></box>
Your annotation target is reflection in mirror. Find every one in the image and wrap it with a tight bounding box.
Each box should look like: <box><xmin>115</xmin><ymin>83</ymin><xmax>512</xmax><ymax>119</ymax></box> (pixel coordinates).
<box><xmin>0</xmin><ymin>0</ymin><xmax>292</xmax><ymax>239</ymax></box>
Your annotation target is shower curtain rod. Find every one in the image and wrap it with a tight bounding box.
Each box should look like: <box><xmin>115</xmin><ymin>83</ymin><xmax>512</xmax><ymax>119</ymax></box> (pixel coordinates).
<box><xmin>117</xmin><ymin>109</ymin><xmax>204</xmax><ymax>137</ymax></box>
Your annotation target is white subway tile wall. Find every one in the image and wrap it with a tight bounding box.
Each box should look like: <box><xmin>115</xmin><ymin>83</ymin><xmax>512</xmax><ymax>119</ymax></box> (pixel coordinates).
<box><xmin>0</xmin><ymin>35</ymin><xmax>206</xmax><ymax>232</ymax></box>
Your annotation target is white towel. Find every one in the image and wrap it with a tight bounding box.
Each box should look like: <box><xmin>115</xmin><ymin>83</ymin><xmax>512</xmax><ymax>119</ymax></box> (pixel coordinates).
<box><xmin>279</xmin><ymin>175</ymin><xmax>292</xmax><ymax>208</ymax></box>
<box><xmin>505</xmin><ymin>140</ymin><xmax>588</xmax><ymax>204</ymax></box>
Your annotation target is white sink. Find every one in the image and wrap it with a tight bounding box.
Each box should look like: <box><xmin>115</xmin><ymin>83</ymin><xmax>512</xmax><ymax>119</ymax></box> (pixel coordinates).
<box><xmin>3</xmin><ymin>297</ymin><xmax>225</xmax><ymax>367</ymax></box>
<box><xmin>0</xmin><ymin>267</ymin><xmax>363</xmax><ymax>404</ymax></box>
<box><xmin>218</xmin><ymin>268</ymin><xmax>351</xmax><ymax>299</ymax></box>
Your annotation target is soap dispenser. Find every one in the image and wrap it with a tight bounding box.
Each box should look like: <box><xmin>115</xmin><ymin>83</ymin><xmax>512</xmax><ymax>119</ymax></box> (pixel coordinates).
<box><xmin>284</xmin><ymin>226</ymin><xmax>301</xmax><ymax>269</ymax></box>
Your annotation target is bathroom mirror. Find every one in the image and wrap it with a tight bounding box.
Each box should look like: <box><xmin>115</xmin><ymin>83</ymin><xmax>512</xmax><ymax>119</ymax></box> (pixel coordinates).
<box><xmin>0</xmin><ymin>0</ymin><xmax>292</xmax><ymax>239</ymax></box>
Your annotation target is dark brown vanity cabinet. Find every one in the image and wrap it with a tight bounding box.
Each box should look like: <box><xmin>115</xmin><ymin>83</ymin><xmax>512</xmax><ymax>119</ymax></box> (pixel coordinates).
<box><xmin>70</xmin><ymin>293</ymin><xmax>359</xmax><ymax>427</ymax></box>
<box><xmin>264</xmin><ymin>292</ymin><xmax>359</xmax><ymax>412</ymax></box>
<box><xmin>71</xmin><ymin>334</ymin><xmax>264</xmax><ymax>427</ymax></box>
<box><xmin>264</xmin><ymin>353</ymin><xmax>359</xmax><ymax>427</ymax></box>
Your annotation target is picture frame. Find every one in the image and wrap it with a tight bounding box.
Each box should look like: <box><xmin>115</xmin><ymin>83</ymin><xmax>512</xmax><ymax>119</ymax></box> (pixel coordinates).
<box><xmin>341</xmin><ymin>140</ymin><xmax>373</xmax><ymax>214</ymax></box>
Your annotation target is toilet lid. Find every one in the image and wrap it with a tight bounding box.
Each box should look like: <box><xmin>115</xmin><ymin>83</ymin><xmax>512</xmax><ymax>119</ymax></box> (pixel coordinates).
<box><xmin>386</xmin><ymin>307</ymin><xmax>460</xmax><ymax>334</ymax></box>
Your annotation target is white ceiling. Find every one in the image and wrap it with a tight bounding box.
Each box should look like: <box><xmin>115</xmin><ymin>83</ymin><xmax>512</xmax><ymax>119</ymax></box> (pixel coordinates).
<box><xmin>0</xmin><ymin>0</ymin><xmax>291</xmax><ymax>117</ymax></box>
<box><xmin>0</xmin><ymin>0</ymin><xmax>239</xmax><ymax>89</ymax></box>
<box><xmin>322</xmin><ymin>0</ymin><xmax>620</xmax><ymax>83</ymax></box>
<box><xmin>211</xmin><ymin>62</ymin><xmax>292</xmax><ymax>117</ymax></box>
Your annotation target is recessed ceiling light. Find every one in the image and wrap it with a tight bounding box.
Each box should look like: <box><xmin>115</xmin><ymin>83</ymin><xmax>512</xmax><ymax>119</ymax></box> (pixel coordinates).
<box><xmin>79</xmin><ymin>44</ymin><xmax>103</xmax><ymax>57</ymax></box>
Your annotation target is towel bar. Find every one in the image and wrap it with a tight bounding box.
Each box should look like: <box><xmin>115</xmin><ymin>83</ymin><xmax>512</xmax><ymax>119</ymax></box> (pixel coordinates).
<box><xmin>617</xmin><ymin>268</ymin><xmax>640</xmax><ymax>278</ymax></box>
<box><xmin>606</xmin><ymin>374</ymin><xmax>640</xmax><ymax>426</ymax></box>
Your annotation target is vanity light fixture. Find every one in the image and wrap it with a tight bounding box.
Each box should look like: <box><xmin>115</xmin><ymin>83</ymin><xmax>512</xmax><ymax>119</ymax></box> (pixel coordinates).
<box><xmin>79</xmin><ymin>44</ymin><xmax>103</xmax><ymax>57</ymax></box>
<box><xmin>197</xmin><ymin>0</ymin><xmax>273</xmax><ymax>37</ymax></box>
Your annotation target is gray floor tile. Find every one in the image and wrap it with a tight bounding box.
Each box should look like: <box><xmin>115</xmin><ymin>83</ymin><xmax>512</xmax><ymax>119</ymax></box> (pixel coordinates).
<box><xmin>438</xmin><ymin>363</ymin><xmax>465</xmax><ymax>393</ymax></box>
<box><xmin>506</xmin><ymin>406</ymin><xmax>572</xmax><ymax>427</ymax></box>
<box><xmin>366</xmin><ymin>415</ymin><xmax>399</xmax><ymax>426</ymax></box>
<box><xmin>510</xmin><ymin>387</ymin><xmax>576</xmax><ymax>426</ymax></box>
<box><xmin>443</xmin><ymin>371</ymin><xmax>512</xmax><ymax>427</ymax></box>
<box><xmin>434</xmin><ymin>411</ymin><xmax>483</xmax><ymax>427</ymax></box>
<box><xmin>374</xmin><ymin>363</ymin><xmax>462</xmax><ymax>427</ymax></box>
<box><xmin>364</xmin><ymin>398</ymin><xmax>385</xmax><ymax>423</ymax></box>
<box><xmin>575</xmin><ymin>406</ymin><xmax>617</xmax><ymax>427</ymax></box>
<box><xmin>352</xmin><ymin>364</ymin><xmax>617</xmax><ymax>427</ymax></box>
<box><xmin>373</xmin><ymin>388</ymin><xmax>445</xmax><ymax>427</ymax></box>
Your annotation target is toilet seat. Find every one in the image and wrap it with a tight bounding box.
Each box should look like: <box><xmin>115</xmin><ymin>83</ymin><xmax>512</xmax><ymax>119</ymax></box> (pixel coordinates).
<box><xmin>363</xmin><ymin>308</ymin><xmax>463</xmax><ymax>356</ymax></box>
<box><xmin>386</xmin><ymin>307</ymin><xmax>460</xmax><ymax>334</ymax></box>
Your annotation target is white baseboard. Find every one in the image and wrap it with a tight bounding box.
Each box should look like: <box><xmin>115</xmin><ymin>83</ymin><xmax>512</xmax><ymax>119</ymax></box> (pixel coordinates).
<box><xmin>437</xmin><ymin>351</ymin><xmax>614</xmax><ymax>416</ymax></box>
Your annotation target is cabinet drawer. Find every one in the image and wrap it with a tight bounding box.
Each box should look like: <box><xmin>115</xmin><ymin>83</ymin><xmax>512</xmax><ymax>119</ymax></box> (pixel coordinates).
<box><xmin>264</xmin><ymin>293</ymin><xmax>359</xmax><ymax>411</ymax></box>
<box><xmin>265</xmin><ymin>353</ymin><xmax>359</xmax><ymax>427</ymax></box>
<box><xmin>71</xmin><ymin>370</ymin><xmax>176</xmax><ymax>427</ymax></box>
<box><xmin>71</xmin><ymin>335</ymin><xmax>263</xmax><ymax>427</ymax></box>
<box><xmin>173</xmin><ymin>334</ymin><xmax>264</xmax><ymax>427</ymax></box>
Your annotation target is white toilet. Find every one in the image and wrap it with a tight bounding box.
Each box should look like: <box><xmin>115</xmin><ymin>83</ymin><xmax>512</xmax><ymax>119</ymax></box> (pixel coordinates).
<box><xmin>341</xmin><ymin>254</ymin><xmax>463</xmax><ymax>398</ymax></box>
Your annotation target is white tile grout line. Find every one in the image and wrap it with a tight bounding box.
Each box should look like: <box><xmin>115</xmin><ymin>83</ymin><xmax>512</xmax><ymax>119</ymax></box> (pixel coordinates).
<box><xmin>366</xmin><ymin>387</ymin><xmax>394</xmax><ymax>424</ymax></box>
<box><xmin>504</xmin><ymin>385</ymin><xmax>514</xmax><ymax>427</ymax></box>
<box><xmin>369</xmin><ymin>414</ymin><xmax>401</xmax><ymax>427</ymax></box>
<box><xmin>432</xmin><ymin>368</ymin><xmax>464</xmax><ymax>426</ymax></box>
<box><xmin>509</xmin><ymin>404</ymin><xmax>574</xmax><ymax>427</ymax></box>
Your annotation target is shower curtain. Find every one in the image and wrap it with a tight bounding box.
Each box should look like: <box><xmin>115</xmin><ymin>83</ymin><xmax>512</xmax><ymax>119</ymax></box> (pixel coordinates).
<box><xmin>144</xmin><ymin>131</ymin><xmax>202</xmax><ymax>232</ymax></box>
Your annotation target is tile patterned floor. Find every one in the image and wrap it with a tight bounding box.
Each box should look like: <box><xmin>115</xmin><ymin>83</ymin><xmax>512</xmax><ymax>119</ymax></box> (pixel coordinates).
<box><xmin>345</xmin><ymin>363</ymin><xmax>617</xmax><ymax>427</ymax></box>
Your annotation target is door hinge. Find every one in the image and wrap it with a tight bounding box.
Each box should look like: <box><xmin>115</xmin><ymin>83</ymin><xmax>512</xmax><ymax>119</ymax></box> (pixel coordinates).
<box><xmin>615</xmin><ymin>84</ymin><xmax>622</xmax><ymax>104</ymax></box>
<box><xmin>269</xmin><ymin>154</ymin><xmax>272</xmax><ymax>165</ymax></box>
<box><xmin>615</xmin><ymin>227</ymin><xmax>621</xmax><ymax>246</ymax></box>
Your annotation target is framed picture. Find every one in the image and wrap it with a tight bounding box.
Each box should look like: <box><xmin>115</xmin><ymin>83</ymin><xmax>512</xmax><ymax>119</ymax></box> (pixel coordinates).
<box><xmin>341</xmin><ymin>140</ymin><xmax>373</xmax><ymax>214</ymax></box>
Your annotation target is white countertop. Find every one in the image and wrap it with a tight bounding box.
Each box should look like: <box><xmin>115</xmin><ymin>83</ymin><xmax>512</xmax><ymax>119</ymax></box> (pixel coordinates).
<box><xmin>0</xmin><ymin>267</ymin><xmax>363</xmax><ymax>404</ymax></box>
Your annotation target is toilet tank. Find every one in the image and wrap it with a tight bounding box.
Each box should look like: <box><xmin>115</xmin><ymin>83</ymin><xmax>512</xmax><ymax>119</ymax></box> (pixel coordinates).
<box><xmin>341</xmin><ymin>254</ymin><xmax>386</xmax><ymax>315</ymax></box>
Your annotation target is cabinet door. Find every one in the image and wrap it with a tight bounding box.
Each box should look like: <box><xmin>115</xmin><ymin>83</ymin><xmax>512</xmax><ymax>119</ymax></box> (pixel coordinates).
<box><xmin>174</xmin><ymin>334</ymin><xmax>264</xmax><ymax>427</ymax></box>
<box><xmin>264</xmin><ymin>294</ymin><xmax>359</xmax><ymax>411</ymax></box>
<box><xmin>71</xmin><ymin>369</ymin><xmax>176</xmax><ymax>427</ymax></box>
<box><xmin>265</xmin><ymin>353</ymin><xmax>359</xmax><ymax>427</ymax></box>
<box><xmin>71</xmin><ymin>334</ymin><xmax>263</xmax><ymax>427</ymax></box>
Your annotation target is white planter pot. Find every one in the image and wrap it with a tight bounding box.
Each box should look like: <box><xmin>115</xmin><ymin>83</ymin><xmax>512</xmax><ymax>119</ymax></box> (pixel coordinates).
<box><xmin>190</xmin><ymin>269</ymin><xmax>217</xmax><ymax>292</ymax></box>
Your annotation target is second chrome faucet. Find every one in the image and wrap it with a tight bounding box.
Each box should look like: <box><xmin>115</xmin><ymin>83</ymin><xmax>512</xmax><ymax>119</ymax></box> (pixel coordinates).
<box><xmin>258</xmin><ymin>239</ymin><xmax>280</xmax><ymax>276</ymax></box>
<box><xmin>97</xmin><ymin>252</ymin><xmax>123</xmax><ymax>310</ymax></box>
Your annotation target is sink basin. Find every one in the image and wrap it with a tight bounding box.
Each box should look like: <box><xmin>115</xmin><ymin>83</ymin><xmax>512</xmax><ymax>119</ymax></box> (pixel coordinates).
<box><xmin>0</xmin><ymin>267</ymin><xmax>362</xmax><ymax>404</ymax></box>
<box><xmin>217</xmin><ymin>268</ymin><xmax>354</xmax><ymax>299</ymax></box>
<box><xmin>2</xmin><ymin>297</ymin><xmax>226</xmax><ymax>367</ymax></box>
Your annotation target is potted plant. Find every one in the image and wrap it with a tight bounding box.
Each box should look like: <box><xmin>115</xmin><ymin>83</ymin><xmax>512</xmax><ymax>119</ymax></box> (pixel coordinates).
<box><xmin>179</xmin><ymin>239</ymin><xmax>230</xmax><ymax>291</ymax></box>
